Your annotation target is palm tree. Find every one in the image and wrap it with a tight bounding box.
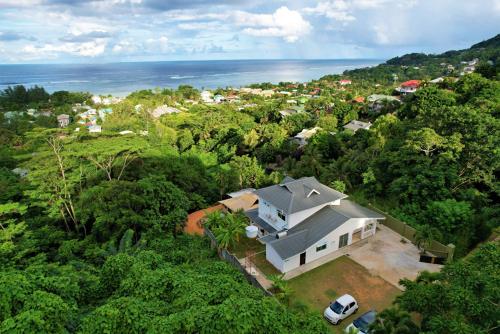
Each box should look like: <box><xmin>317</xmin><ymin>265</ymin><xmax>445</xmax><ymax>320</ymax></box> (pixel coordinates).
<box><xmin>209</xmin><ymin>211</ymin><xmax>247</xmax><ymax>250</ymax></box>
<box><xmin>370</xmin><ymin>307</ymin><xmax>419</xmax><ymax>334</ymax></box>
<box><xmin>269</xmin><ymin>274</ymin><xmax>294</xmax><ymax>306</ymax></box>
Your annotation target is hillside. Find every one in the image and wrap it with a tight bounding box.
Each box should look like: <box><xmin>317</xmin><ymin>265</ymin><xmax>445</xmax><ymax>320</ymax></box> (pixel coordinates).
<box><xmin>338</xmin><ymin>33</ymin><xmax>500</xmax><ymax>83</ymax></box>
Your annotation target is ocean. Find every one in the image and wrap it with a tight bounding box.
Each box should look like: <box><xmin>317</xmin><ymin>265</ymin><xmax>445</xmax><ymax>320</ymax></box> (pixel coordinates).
<box><xmin>0</xmin><ymin>59</ymin><xmax>381</xmax><ymax>96</ymax></box>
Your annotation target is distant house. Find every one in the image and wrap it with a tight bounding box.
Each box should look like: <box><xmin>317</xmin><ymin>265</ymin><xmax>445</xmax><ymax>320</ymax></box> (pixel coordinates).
<box><xmin>339</xmin><ymin>79</ymin><xmax>352</xmax><ymax>86</ymax></box>
<box><xmin>57</xmin><ymin>114</ymin><xmax>70</xmax><ymax>128</ymax></box>
<box><xmin>294</xmin><ymin>127</ymin><xmax>321</xmax><ymax>146</ymax></box>
<box><xmin>119</xmin><ymin>130</ymin><xmax>134</xmax><ymax>135</ymax></box>
<box><xmin>279</xmin><ymin>109</ymin><xmax>300</xmax><ymax>117</ymax></box>
<box><xmin>353</xmin><ymin>96</ymin><xmax>365</xmax><ymax>103</ymax></box>
<box><xmin>430</xmin><ymin>77</ymin><xmax>444</xmax><ymax>83</ymax></box>
<box><xmin>98</xmin><ymin>108</ymin><xmax>113</xmax><ymax>120</ymax></box>
<box><xmin>214</xmin><ymin>94</ymin><xmax>226</xmax><ymax>103</ymax></box>
<box><xmin>343</xmin><ymin>120</ymin><xmax>372</xmax><ymax>132</ymax></box>
<box><xmin>462</xmin><ymin>66</ymin><xmax>475</xmax><ymax>75</ymax></box>
<box><xmin>12</xmin><ymin>167</ymin><xmax>28</xmax><ymax>178</ymax></box>
<box><xmin>88</xmin><ymin>125</ymin><xmax>102</xmax><ymax>133</ymax></box>
<box><xmin>396</xmin><ymin>80</ymin><xmax>421</xmax><ymax>95</ymax></box>
<box><xmin>151</xmin><ymin>105</ymin><xmax>181</xmax><ymax>118</ymax></box>
<box><xmin>367</xmin><ymin>94</ymin><xmax>400</xmax><ymax>113</ymax></box>
<box><xmin>201</xmin><ymin>90</ymin><xmax>214</xmax><ymax>103</ymax></box>
<box><xmin>219</xmin><ymin>193</ymin><xmax>259</xmax><ymax>213</ymax></box>
<box><xmin>245</xmin><ymin>177</ymin><xmax>384</xmax><ymax>273</ymax></box>
<box><xmin>91</xmin><ymin>95</ymin><xmax>102</xmax><ymax>104</ymax></box>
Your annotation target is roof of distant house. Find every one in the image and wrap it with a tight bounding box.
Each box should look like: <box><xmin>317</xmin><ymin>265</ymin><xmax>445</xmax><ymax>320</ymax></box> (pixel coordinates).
<box><xmin>254</xmin><ymin>176</ymin><xmax>347</xmax><ymax>214</ymax></box>
<box><xmin>294</xmin><ymin>127</ymin><xmax>321</xmax><ymax>140</ymax></box>
<box><xmin>151</xmin><ymin>105</ymin><xmax>181</xmax><ymax>118</ymax></box>
<box><xmin>219</xmin><ymin>193</ymin><xmax>259</xmax><ymax>212</ymax></box>
<box><xmin>367</xmin><ymin>94</ymin><xmax>400</xmax><ymax>103</ymax></box>
<box><xmin>343</xmin><ymin>120</ymin><xmax>372</xmax><ymax>132</ymax></box>
<box><xmin>400</xmin><ymin>80</ymin><xmax>421</xmax><ymax>88</ymax></box>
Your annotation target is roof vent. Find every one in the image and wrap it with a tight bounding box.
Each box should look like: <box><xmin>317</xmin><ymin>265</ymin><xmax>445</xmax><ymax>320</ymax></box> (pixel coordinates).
<box><xmin>306</xmin><ymin>188</ymin><xmax>320</xmax><ymax>198</ymax></box>
<box><xmin>276</xmin><ymin>231</ymin><xmax>288</xmax><ymax>239</ymax></box>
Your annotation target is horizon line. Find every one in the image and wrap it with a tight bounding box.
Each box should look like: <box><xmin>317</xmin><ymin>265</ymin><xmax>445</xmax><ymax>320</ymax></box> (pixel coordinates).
<box><xmin>0</xmin><ymin>58</ymin><xmax>386</xmax><ymax>66</ymax></box>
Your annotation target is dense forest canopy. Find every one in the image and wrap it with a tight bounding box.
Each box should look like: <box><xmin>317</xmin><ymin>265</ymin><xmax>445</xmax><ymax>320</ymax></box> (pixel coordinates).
<box><xmin>0</xmin><ymin>34</ymin><xmax>499</xmax><ymax>333</ymax></box>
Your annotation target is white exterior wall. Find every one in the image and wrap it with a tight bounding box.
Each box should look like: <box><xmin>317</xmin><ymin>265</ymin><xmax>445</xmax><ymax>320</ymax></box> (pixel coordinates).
<box><xmin>266</xmin><ymin>243</ymin><xmax>284</xmax><ymax>272</ymax></box>
<box><xmin>258</xmin><ymin>199</ymin><xmax>287</xmax><ymax>231</ymax></box>
<box><xmin>269</xmin><ymin>218</ymin><xmax>378</xmax><ymax>273</ymax></box>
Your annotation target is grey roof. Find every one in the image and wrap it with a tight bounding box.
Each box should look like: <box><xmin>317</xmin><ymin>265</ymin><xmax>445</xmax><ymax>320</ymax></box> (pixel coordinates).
<box><xmin>266</xmin><ymin>206</ymin><xmax>351</xmax><ymax>259</ymax></box>
<box><xmin>264</xmin><ymin>201</ymin><xmax>385</xmax><ymax>260</ymax></box>
<box><xmin>333</xmin><ymin>200</ymin><xmax>385</xmax><ymax>219</ymax></box>
<box><xmin>343</xmin><ymin>120</ymin><xmax>372</xmax><ymax>132</ymax></box>
<box><xmin>254</xmin><ymin>177</ymin><xmax>347</xmax><ymax>214</ymax></box>
<box><xmin>245</xmin><ymin>208</ymin><xmax>278</xmax><ymax>233</ymax></box>
<box><xmin>281</xmin><ymin>176</ymin><xmax>295</xmax><ymax>183</ymax></box>
<box><xmin>367</xmin><ymin>94</ymin><xmax>400</xmax><ymax>103</ymax></box>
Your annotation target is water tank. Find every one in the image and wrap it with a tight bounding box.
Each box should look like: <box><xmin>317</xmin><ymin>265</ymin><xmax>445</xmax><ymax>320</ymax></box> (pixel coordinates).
<box><xmin>245</xmin><ymin>225</ymin><xmax>258</xmax><ymax>238</ymax></box>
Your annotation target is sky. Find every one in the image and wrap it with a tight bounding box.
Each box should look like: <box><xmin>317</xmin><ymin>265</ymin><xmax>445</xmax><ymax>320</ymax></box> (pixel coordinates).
<box><xmin>0</xmin><ymin>0</ymin><xmax>499</xmax><ymax>64</ymax></box>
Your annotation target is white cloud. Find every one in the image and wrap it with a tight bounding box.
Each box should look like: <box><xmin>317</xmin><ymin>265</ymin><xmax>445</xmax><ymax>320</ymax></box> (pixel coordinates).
<box><xmin>234</xmin><ymin>6</ymin><xmax>311</xmax><ymax>43</ymax></box>
<box><xmin>145</xmin><ymin>35</ymin><xmax>169</xmax><ymax>53</ymax></box>
<box><xmin>304</xmin><ymin>1</ymin><xmax>355</xmax><ymax>22</ymax></box>
<box><xmin>304</xmin><ymin>0</ymin><xmax>418</xmax><ymax>22</ymax></box>
<box><xmin>22</xmin><ymin>40</ymin><xmax>107</xmax><ymax>58</ymax></box>
<box><xmin>177</xmin><ymin>21</ymin><xmax>222</xmax><ymax>30</ymax></box>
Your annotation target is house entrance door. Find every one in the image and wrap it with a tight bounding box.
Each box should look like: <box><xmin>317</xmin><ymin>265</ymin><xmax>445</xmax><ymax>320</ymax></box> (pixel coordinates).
<box><xmin>299</xmin><ymin>252</ymin><xmax>306</xmax><ymax>265</ymax></box>
<box><xmin>339</xmin><ymin>233</ymin><xmax>349</xmax><ymax>248</ymax></box>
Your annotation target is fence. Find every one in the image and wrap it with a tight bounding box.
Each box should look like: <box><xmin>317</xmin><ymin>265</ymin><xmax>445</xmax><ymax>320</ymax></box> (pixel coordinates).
<box><xmin>204</xmin><ymin>227</ymin><xmax>273</xmax><ymax>296</ymax></box>
<box><xmin>367</xmin><ymin>204</ymin><xmax>455</xmax><ymax>262</ymax></box>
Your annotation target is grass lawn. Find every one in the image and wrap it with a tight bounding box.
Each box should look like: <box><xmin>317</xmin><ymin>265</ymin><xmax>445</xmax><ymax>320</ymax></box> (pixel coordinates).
<box><xmin>287</xmin><ymin>256</ymin><xmax>401</xmax><ymax>334</ymax></box>
<box><xmin>229</xmin><ymin>237</ymin><xmax>265</xmax><ymax>259</ymax></box>
<box><xmin>252</xmin><ymin>252</ymin><xmax>281</xmax><ymax>277</ymax></box>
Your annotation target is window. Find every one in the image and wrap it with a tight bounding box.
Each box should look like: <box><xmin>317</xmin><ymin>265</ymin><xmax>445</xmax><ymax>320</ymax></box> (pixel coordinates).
<box><xmin>277</xmin><ymin>209</ymin><xmax>286</xmax><ymax>221</ymax></box>
<box><xmin>316</xmin><ymin>243</ymin><xmax>327</xmax><ymax>252</ymax></box>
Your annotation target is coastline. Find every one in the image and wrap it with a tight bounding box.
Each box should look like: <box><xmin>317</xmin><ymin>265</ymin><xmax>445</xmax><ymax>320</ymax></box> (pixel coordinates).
<box><xmin>0</xmin><ymin>59</ymin><xmax>383</xmax><ymax>96</ymax></box>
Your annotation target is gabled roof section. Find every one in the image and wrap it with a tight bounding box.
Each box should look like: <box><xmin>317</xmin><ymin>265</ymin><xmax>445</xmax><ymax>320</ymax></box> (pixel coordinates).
<box><xmin>266</xmin><ymin>205</ymin><xmax>351</xmax><ymax>259</ymax></box>
<box><xmin>254</xmin><ymin>176</ymin><xmax>347</xmax><ymax>214</ymax></box>
<box><xmin>331</xmin><ymin>200</ymin><xmax>385</xmax><ymax>220</ymax></box>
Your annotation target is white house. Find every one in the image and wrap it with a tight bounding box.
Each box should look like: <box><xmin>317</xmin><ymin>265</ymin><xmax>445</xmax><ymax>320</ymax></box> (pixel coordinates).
<box><xmin>245</xmin><ymin>177</ymin><xmax>384</xmax><ymax>273</ymax></box>
<box><xmin>367</xmin><ymin>95</ymin><xmax>400</xmax><ymax>113</ymax></box>
<box><xmin>293</xmin><ymin>127</ymin><xmax>321</xmax><ymax>146</ymax></box>
<box><xmin>201</xmin><ymin>90</ymin><xmax>214</xmax><ymax>103</ymax></box>
<box><xmin>57</xmin><ymin>114</ymin><xmax>70</xmax><ymax>128</ymax></box>
<box><xmin>343</xmin><ymin>120</ymin><xmax>372</xmax><ymax>132</ymax></box>
<box><xmin>151</xmin><ymin>105</ymin><xmax>181</xmax><ymax>118</ymax></box>
<box><xmin>88</xmin><ymin>125</ymin><xmax>102</xmax><ymax>133</ymax></box>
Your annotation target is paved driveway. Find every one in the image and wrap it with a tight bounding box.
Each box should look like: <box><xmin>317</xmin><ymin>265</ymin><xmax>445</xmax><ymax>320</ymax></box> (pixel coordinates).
<box><xmin>348</xmin><ymin>224</ymin><xmax>441</xmax><ymax>289</ymax></box>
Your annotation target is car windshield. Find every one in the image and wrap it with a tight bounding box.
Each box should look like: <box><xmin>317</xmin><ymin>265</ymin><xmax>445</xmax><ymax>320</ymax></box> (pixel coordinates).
<box><xmin>353</xmin><ymin>312</ymin><xmax>376</xmax><ymax>332</ymax></box>
<box><xmin>353</xmin><ymin>317</ymin><xmax>369</xmax><ymax>331</ymax></box>
<box><xmin>329</xmin><ymin>301</ymin><xmax>344</xmax><ymax>314</ymax></box>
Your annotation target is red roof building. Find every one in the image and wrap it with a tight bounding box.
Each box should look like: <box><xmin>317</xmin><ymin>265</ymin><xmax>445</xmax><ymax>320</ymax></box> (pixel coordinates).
<box><xmin>401</xmin><ymin>80</ymin><xmax>421</xmax><ymax>88</ymax></box>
